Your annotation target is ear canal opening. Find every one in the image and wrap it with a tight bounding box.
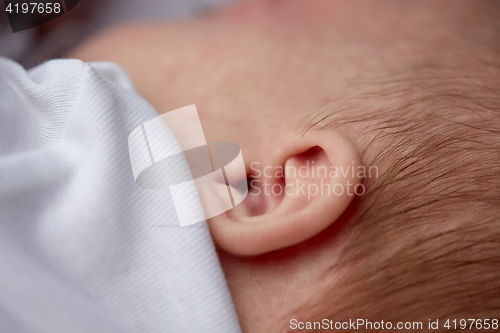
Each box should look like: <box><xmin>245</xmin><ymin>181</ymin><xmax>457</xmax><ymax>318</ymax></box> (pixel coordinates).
<box><xmin>244</xmin><ymin>167</ymin><xmax>286</xmax><ymax>217</ymax></box>
<box><xmin>243</xmin><ymin>146</ymin><xmax>331</xmax><ymax>217</ymax></box>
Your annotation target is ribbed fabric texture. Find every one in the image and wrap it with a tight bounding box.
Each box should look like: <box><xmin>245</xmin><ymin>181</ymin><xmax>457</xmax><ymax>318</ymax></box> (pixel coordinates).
<box><xmin>0</xmin><ymin>57</ymin><xmax>241</xmax><ymax>333</ymax></box>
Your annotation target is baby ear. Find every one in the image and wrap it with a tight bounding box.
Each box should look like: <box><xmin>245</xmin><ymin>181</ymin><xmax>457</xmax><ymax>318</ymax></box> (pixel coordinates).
<box><xmin>208</xmin><ymin>130</ymin><xmax>362</xmax><ymax>256</ymax></box>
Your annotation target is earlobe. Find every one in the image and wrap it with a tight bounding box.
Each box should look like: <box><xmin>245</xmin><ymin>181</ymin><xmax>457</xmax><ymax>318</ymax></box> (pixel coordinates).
<box><xmin>208</xmin><ymin>130</ymin><xmax>362</xmax><ymax>256</ymax></box>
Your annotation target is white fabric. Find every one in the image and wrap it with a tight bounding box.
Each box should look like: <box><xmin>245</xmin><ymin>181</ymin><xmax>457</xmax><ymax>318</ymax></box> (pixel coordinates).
<box><xmin>0</xmin><ymin>57</ymin><xmax>241</xmax><ymax>333</ymax></box>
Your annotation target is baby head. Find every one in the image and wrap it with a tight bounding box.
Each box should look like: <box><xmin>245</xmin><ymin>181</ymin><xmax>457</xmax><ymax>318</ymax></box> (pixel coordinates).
<box><xmin>292</xmin><ymin>52</ymin><xmax>500</xmax><ymax>330</ymax></box>
<box><xmin>71</xmin><ymin>0</ymin><xmax>500</xmax><ymax>331</ymax></box>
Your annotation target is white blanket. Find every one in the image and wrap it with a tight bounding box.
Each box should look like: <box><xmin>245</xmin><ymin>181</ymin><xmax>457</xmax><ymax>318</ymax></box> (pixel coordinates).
<box><xmin>0</xmin><ymin>57</ymin><xmax>241</xmax><ymax>333</ymax></box>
